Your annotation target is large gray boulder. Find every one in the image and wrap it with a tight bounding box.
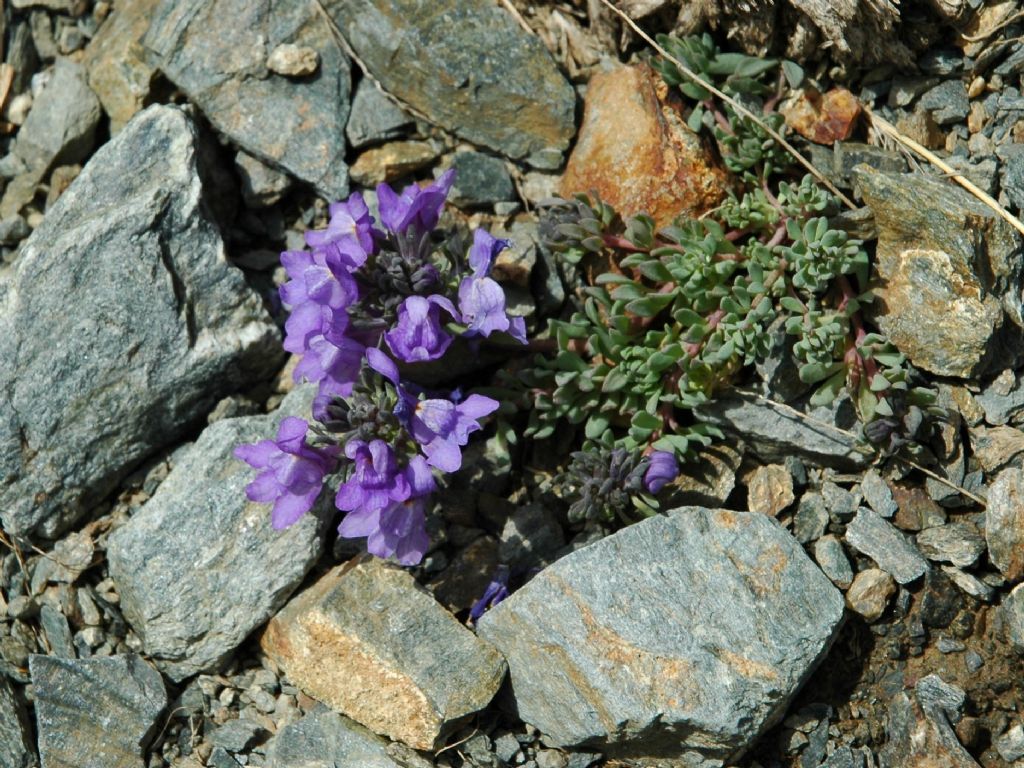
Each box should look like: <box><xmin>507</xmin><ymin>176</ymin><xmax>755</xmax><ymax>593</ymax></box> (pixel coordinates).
<box><xmin>0</xmin><ymin>105</ymin><xmax>280</xmax><ymax>538</ymax></box>
<box><xmin>144</xmin><ymin>0</ymin><xmax>350</xmax><ymax>198</ymax></box>
<box><xmin>478</xmin><ymin>508</ymin><xmax>845</xmax><ymax>765</ymax></box>
<box><xmin>323</xmin><ymin>0</ymin><xmax>575</xmax><ymax>166</ymax></box>
<box><xmin>107</xmin><ymin>386</ymin><xmax>327</xmax><ymax>682</ymax></box>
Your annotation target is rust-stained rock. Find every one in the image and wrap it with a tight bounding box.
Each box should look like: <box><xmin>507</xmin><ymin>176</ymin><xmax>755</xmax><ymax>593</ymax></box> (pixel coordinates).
<box><xmin>747</xmin><ymin>464</ymin><xmax>795</xmax><ymax>517</ymax></box>
<box><xmin>559</xmin><ymin>64</ymin><xmax>730</xmax><ymax>228</ymax></box>
<box><xmin>782</xmin><ymin>87</ymin><xmax>861</xmax><ymax>145</ymax></box>
<box><xmin>845</xmin><ymin>568</ymin><xmax>895</xmax><ymax>622</ymax></box>
<box><xmin>855</xmin><ymin>167</ymin><xmax>1024</xmax><ymax>378</ymax></box>
<box><xmin>349</xmin><ymin>141</ymin><xmax>441</xmax><ymax>187</ymax></box>
<box><xmin>881</xmin><ymin>675</ymin><xmax>980</xmax><ymax>768</ymax></box>
<box><xmin>261</xmin><ymin>558</ymin><xmax>506</xmax><ymax>750</ymax></box>
<box><xmin>83</xmin><ymin>0</ymin><xmax>159</xmax><ymax>132</ymax></box>
<box><xmin>477</xmin><ymin>507</ymin><xmax>844</xmax><ymax>763</ymax></box>
<box><xmin>986</xmin><ymin>467</ymin><xmax>1024</xmax><ymax>583</ymax></box>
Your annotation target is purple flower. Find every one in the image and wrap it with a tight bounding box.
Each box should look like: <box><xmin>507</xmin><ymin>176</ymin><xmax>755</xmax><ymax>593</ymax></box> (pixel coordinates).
<box><xmin>385</xmin><ymin>295</ymin><xmax>459</xmax><ymax>363</ymax></box>
<box><xmin>280</xmin><ymin>249</ymin><xmax>359</xmax><ymax>355</ymax></box>
<box><xmin>304</xmin><ymin>192</ymin><xmax>376</xmax><ymax>269</ymax></box>
<box><xmin>234</xmin><ymin>417</ymin><xmax>339</xmax><ymax>529</ymax></box>
<box><xmin>377</xmin><ymin>169</ymin><xmax>455</xmax><ymax>235</ymax></box>
<box><xmin>469</xmin><ymin>565</ymin><xmax>510</xmax><ymax>623</ymax></box>
<box><xmin>337</xmin><ymin>453</ymin><xmax>436</xmax><ymax>565</ymax></box>
<box><xmin>458</xmin><ymin>230</ymin><xmax>527</xmax><ymax>343</ymax></box>
<box><xmin>293</xmin><ymin>330</ymin><xmax>366</xmax><ymax>401</ymax></box>
<box><xmin>335</xmin><ymin>439</ymin><xmax>411</xmax><ymax>513</ymax></box>
<box><xmin>643</xmin><ymin>451</ymin><xmax>679</xmax><ymax>493</ymax></box>
<box><xmin>366</xmin><ymin>348</ymin><xmax>499</xmax><ymax>472</ymax></box>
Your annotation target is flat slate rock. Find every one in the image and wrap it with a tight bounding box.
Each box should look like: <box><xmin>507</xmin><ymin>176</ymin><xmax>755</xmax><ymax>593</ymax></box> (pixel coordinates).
<box><xmin>261</xmin><ymin>557</ymin><xmax>506</xmax><ymax>751</ymax></box>
<box><xmin>694</xmin><ymin>392</ymin><xmax>870</xmax><ymax>469</ymax></box>
<box><xmin>323</xmin><ymin>0</ymin><xmax>574</xmax><ymax>165</ymax></box>
<box><xmin>477</xmin><ymin>507</ymin><xmax>845</xmax><ymax>764</ymax></box>
<box><xmin>264</xmin><ymin>709</ymin><xmax>403</xmax><ymax>768</ymax></box>
<box><xmin>0</xmin><ymin>104</ymin><xmax>280</xmax><ymax>538</ymax></box>
<box><xmin>985</xmin><ymin>466</ymin><xmax>1024</xmax><ymax>582</ymax></box>
<box><xmin>845</xmin><ymin>507</ymin><xmax>929</xmax><ymax>584</ymax></box>
<box><xmin>30</xmin><ymin>653</ymin><xmax>167</xmax><ymax>768</ymax></box>
<box><xmin>144</xmin><ymin>0</ymin><xmax>350</xmax><ymax>198</ymax></box>
<box><xmin>0</xmin><ymin>677</ymin><xmax>34</xmax><ymax>768</ymax></box>
<box><xmin>107</xmin><ymin>386</ymin><xmax>326</xmax><ymax>682</ymax></box>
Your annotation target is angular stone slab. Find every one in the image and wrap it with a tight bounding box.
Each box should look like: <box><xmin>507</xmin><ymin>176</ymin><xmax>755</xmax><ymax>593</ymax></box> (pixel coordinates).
<box><xmin>0</xmin><ymin>678</ymin><xmax>34</xmax><ymax>768</ymax></box>
<box><xmin>477</xmin><ymin>508</ymin><xmax>845</xmax><ymax>764</ymax></box>
<box><xmin>30</xmin><ymin>654</ymin><xmax>167</xmax><ymax>768</ymax></box>
<box><xmin>323</xmin><ymin>0</ymin><xmax>575</xmax><ymax>164</ymax></box>
<box><xmin>264</xmin><ymin>710</ymin><xmax>403</xmax><ymax>768</ymax></box>
<box><xmin>986</xmin><ymin>466</ymin><xmax>1024</xmax><ymax>582</ymax></box>
<box><xmin>261</xmin><ymin>558</ymin><xmax>506</xmax><ymax>750</ymax></box>
<box><xmin>0</xmin><ymin>105</ymin><xmax>280</xmax><ymax>538</ymax></box>
<box><xmin>108</xmin><ymin>387</ymin><xmax>326</xmax><ymax>682</ymax></box>
<box><xmin>695</xmin><ymin>393</ymin><xmax>870</xmax><ymax>469</ymax></box>
<box><xmin>845</xmin><ymin>507</ymin><xmax>928</xmax><ymax>584</ymax></box>
<box><xmin>854</xmin><ymin>166</ymin><xmax>1024</xmax><ymax>378</ymax></box>
<box><xmin>145</xmin><ymin>0</ymin><xmax>350</xmax><ymax>198</ymax></box>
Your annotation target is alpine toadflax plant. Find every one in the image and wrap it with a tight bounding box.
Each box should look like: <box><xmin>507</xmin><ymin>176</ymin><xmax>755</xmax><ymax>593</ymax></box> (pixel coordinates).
<box><xmin>236</xmin><ymin>171</ymin><xmax>525</xmax><ymax>565</ymax></box>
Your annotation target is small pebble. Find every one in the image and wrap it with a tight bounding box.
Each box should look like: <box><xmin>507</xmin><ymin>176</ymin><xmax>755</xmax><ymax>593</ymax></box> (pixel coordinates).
<box><xmin>266</xmin><ymin>44</ymin><xmax>319</xmax><ymax>77</ymax></box>
<box><xmin>965</xmin><ymin>649</ymin><xmax>984</xmax><ymax>672</ymax></box>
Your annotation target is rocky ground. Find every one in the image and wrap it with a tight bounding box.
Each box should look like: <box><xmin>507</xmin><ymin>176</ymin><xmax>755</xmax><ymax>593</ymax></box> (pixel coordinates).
<box><xmin>2</xmin><ymin>0</ymin><xmax>1024</xmax><ymax>767</ymax></box>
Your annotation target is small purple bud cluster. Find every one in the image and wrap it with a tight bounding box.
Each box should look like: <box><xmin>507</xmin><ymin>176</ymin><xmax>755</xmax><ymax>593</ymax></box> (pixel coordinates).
<box><xmin>235</xmin><ymin>171</ymin><xmax>526</xmax><ymax>565</ymax></box>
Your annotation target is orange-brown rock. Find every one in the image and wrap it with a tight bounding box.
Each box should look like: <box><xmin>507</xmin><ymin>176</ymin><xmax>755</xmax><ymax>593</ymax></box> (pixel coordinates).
<box><xmin>260</xmin><ymin>557</ymin><xmax>506</xmax><ymax>750</ymax></box>
<box><xmin>559</xmin><ymin>63</ymin><xmax>729</xmax><ymax>228</ymax></box>
<box><xmin>782</xmin><ymin>87</ymin><xmax>861</xmax><ymax>145</ymax></box>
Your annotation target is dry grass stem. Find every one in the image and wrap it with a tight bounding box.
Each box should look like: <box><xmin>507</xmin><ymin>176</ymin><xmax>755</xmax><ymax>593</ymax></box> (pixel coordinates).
<box><xmin>867</xmin><ymin>107</ymin><xmax>1024</xmax><ymax>237</ymax></box>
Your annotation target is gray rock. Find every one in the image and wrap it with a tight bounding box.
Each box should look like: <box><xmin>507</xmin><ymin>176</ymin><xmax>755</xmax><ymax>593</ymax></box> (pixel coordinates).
<box><xmin>845</xmin><ymin>507</ymin><xmax>928</xmax><ymax>584</ymax></box>
<box><xmin>880</xmin><ymin>675</ymin><xmax>977</xmax><ymax>768</ymax></box>
<box><xmin>38</xmin><ymin>604</ymin><xmax>74</xmax><ymax>659</ymax></box>
<box><xmin>985</xmin><ymin>466</ymin><xmax>1024</xmax><ymax>582</ymax></box>
<box><xmin>265</xmin><ymin>710</ymin><xmax>403</xmax><ymax>767</ymax></box>
<box><xmin>345</xmin><ymin>78</ymin><xmax>414</xmax><ymax>150</ymax></box>
<box><xmin>995</xmin><ymin>723</ymin><xmax>1024</xmax><ymax>762</ymax></box>
<box><xmin>854</xmin><ymin>166</ymin><xmax>1024</xmax><ymax>379</ymax></box>
<box><xmin>448</xmin><ymin>152</ymin><xmax>514</xmax><ymax>207</ymax></box>
<box><xmin>941</xmin><ymin>565</ymin><xmax>995</xmax><ymax>602</ymax></box>
<box><xmin>11</xmin><ymin>59</ymin><xmax>100</xmax><ymax>173</ymax></box>
<box><xmin>212</xmin><ymin>718</ymin><xmax>265</xmax><ymax>752</ymax></box>
<box><xmin>30</xmin><ymin>653</ymin><xmax>167</xmax><ymax>768</ymax></box>
<box><xmin>478</xmin><ymin>508</ymin><xmax>845</xmax><ymax>762</ymax></box>
<box><xmin>493</xmin><ymin>733</ymin><xmax>521</xmax><ymax>764</ymax></box>
<box><xmin>919</xmin><ymin>49</ymin><xmax>963</xmax><ymax>76</ymax></box>
<box><xmin>822</xmin><ymin>746</ymin><xmax>860</xmax><ymax>768</ymax></box>
<box><xmin>831</xmin><ymin>142</ymin><xmax>907</xmax><ymax>187</ymax></box>
<box><xmin>1000</xmin><ymin>144</ymin><xmax>1024</xmax><ymax>212</ymax></box>
<box><xmin>694</xmin><ymin>392</ymin><xmax>870</xmax><ymax>470</ymax></box>
<box><xmin>0</xmin><ymin>678</ymin><xmax>35</xmax><ymax>768</ymax></box>
<box><xmin>235</xmin><ymin>150</ymin><xmax>293</xmax><ymax>208</ymax></box>
<box><xmin>814</xmin><ymin>535</ymin><xmax>853</xmax><ymax>589</ymax></box>
<box><xmin>964</xmin><ymin>649</ymin><xmax>983</xmax><ymax>672</ymax></box>
<box><xmin>793</xmin><ymin>492</ymin><xmax>829</xmax><ymax>543</ymax></box>
<box><xmin>0</xmin><ymin>216</ymin><xmax>30</xmax><ymax>245</ymax></box>
<box><xmin>1002</xmin><ymin>583</ymin><xmax>1024</xmax><ymax>653</ymax></box>
<box><xmin>498</xmin><ymin>503</ymin><xmax>565</xmax><ymax>569</ymax></box>
<box><xmin>0</xmin><ymin>105</ymin><xmax>280</xmax><ymax>538</ymax></box>
<box><xmin>919</xmin><ymin>80</ymin><xmax>969</xmax><ymax>125</ymax></box>
<box><xmin>323</xmin><ymin>0</ymin><xmax>575</xmax><ymax>164</ymax></box>
<box><xmin>107</xmin><ymin>386</ymin><xmax>326</xmax><ymax>682</ymax></box>
<box><xmin>821</xmin><ymin>482</ymin><xmax>860</xmax><ymax>521</ymax></box>
<box><xmin>915</xmin><ymin>522</ymin><xmax>985</xmax><ymax>568</ymax></box>
<box><xmin>860</xmin><ymin>470</ymin><xmax>897</xmax><ymax>518</ymax></box>
<box><xmin>145</xmin><ymin>0</ymin><xmax>350</xmax><ymax>199</ymax></box>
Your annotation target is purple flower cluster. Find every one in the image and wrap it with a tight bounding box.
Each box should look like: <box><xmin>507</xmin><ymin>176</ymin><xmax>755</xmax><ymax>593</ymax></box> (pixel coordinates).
<box><xmin>237</xmin><ymin>170</ymin><xmax>526</xmax><ymax>566</ymax></box>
